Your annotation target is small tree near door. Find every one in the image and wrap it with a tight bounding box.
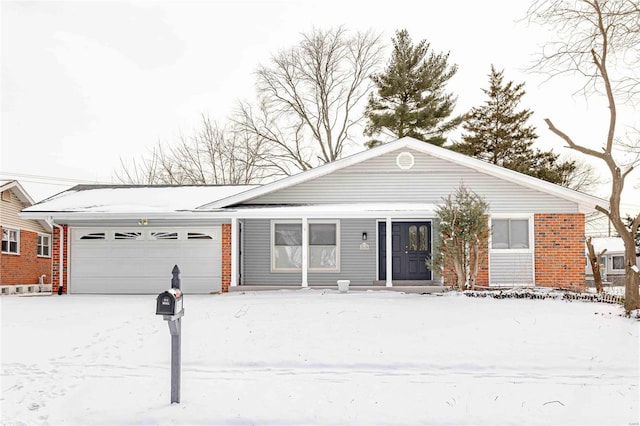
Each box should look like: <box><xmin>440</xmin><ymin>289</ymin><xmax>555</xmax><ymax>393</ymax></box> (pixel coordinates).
<box><xmin>431</xmin><ymin>184</ymin><xmax>489</xmax><ymax>290</ymax></box>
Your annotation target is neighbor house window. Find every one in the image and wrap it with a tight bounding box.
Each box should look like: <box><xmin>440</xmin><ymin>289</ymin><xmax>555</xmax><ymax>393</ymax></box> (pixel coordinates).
<box><xmin>491</xmin><ymin>219</ymin><xmax>529</xmax><ymax>249</ymax></box>
<box><xmin>611</xmin><ymin>255</ymin><xmax>625</xmax><ymax>271</ymax></box>
<box><xmin>37</xmin><ymin>234</ymin><xmax>51</xmax><ymax>257</ymax></box>
<box><xmin>272</xmin><ymin>221</ymin><xmax>340</xmax><ymax>272</ymax></box>
<box><xmin>2</xmin><ymin>228</ymin><xmax>19</xmax><ymax>254</ymax></box>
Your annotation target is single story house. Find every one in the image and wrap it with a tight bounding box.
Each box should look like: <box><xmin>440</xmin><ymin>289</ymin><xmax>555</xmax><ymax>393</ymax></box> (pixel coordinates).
<box><xmin>1</xmin><ymin>180</ymin><xmax>53</xmax><ymax>291</ymax></box>
<box><xmin>20</xmin><ymin>137</ymin><xmax>605</xmax><ymax>294</ymax></box>
<box><xmin>586</xmin><ymin>236</ymin><xmax>640</xmax><ymax>286</ymax></box>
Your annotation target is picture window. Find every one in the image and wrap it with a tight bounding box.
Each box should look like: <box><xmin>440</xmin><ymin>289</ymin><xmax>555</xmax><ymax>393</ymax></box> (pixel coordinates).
<box><xmin>272</xmin><ymin>221</ymin><xmax>340</xmax><ymax>272</ymax></box>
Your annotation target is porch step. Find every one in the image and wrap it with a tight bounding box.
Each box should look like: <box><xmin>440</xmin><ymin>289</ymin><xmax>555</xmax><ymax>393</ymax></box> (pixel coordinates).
<box><xmin>373</xmin><ymin>280</ymin><xmax>436</xmax><ymax>286</ymax></box>
<box><xmin>229</xmin><ymin>285</ymin><xmax>450</xmax><ymax>294</ymax></box>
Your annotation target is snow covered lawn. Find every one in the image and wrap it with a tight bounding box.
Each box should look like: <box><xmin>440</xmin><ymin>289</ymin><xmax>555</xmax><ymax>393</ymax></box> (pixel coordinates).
<box><xmin>2</xmin><ymin>290</ymin><xmax>638</xmax><ymax>425</ymax></box>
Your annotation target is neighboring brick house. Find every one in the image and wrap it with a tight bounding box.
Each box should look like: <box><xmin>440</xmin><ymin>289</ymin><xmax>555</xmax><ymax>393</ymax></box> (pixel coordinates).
<box><xmin>21</xmin><ymin>137</ymin><xmax>604</xmax><ymax>294</ymax></box>
<box><xmin>1</xmin><ymin>180</ymin><xmax>52</xmax><ymax>287</ymax></box>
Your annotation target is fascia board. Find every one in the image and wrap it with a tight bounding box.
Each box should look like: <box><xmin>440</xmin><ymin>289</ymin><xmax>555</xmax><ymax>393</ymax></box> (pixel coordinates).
<box><xmin>18</xmin><ymin>210</ymin><xmax>232</xmax><ymax>222</ymax></box>
<box><xmin>223</xmin><ymin>204</ymin><xmax>440</xmax><ymax>219</ymax></box>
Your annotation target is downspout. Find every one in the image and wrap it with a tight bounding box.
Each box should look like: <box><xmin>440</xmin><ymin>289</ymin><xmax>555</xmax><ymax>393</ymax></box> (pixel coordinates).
<box><xmin>50</xmin><ymin>219</ymin><xmax>64</xmax><ymax>295</ymax></box>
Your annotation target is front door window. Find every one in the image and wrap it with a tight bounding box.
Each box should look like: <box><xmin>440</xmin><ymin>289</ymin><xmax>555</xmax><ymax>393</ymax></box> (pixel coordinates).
<box><xmin>408</xmin><ymin>225</ymin><xmax>418</xmax><ymax>251</ymax></box>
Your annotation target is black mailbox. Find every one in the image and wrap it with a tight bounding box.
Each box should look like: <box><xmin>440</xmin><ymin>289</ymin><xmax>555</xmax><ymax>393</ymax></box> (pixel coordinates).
<box><xmin>156</xmin><ymin>289</ymin><xmax>183</xmax><ymax>316</ymax></box>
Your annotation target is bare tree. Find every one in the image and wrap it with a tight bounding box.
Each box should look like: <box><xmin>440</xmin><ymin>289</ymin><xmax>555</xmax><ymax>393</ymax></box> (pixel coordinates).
<box><xmin>115</xmin><ymin>115</ymin><xmax>277</xmax><ymax>185</ymax></box>
<box><xmin>235</xmin><ymin>27</ymin><xmax>383</xmax><ymax>173</ymax></box>
<box><xmin>527</xmin><ymin>0</ymin><xmax>640</xmax><ymax>311</ymax></box>
<box><xmin>564</xmin><ymin>156</ymin><xmax>603</xmax><ymax>191</ymax></box>
<box><xmin>586</xmin><ymin>236</ymin><xmax>608</xmax><ymax>293</ymax></box>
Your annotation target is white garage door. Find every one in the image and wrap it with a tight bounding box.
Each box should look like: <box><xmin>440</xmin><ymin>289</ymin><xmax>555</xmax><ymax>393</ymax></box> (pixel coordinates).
<box><xmin>70</xmin><ymin>227</ymin><xmax>222</xmax><ymax>294</ymax></box>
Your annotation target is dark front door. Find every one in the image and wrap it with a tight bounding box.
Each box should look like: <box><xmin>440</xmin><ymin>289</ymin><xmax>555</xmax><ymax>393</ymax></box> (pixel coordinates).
<box><xmin>379</xmin><ymin>222</ymin><xmax>431</xmax><ymax>281</ymax></box>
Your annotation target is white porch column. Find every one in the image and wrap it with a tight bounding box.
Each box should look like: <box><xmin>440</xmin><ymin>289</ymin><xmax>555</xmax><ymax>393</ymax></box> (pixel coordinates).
<box><xmin>230</xmin><ymin>217</ymin><xmax>238</xmax><ymax>287</ymax></box>
<box><xmin>386</xmin><ymin>217</ymin><xmax>393</xmax><ymax>287</ymax></box>
<box><xmin>301</xmin><ymin>217</ymin><xmax>309</xmax><ymax>287</ymax></box>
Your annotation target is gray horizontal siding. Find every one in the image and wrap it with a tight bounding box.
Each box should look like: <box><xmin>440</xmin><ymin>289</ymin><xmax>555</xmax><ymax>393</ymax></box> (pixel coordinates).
<box><xmin>489</xmin><ymin>251</ymin><xmax>534</xmax><ymax>285</ymax></box>
<box><xmin>248</xmin><ymin>149</ymin><xmax>579</xmax><ymax>213</ymax></box>
<box><xmin>242</xmin><ymin>219</ymin><xmax>299</xmax><ymax>286</ymax></box>
<box><xmin>242</xmin><ymin>218</ymin><xmax>377</xmax><ymax>286</ymax></box>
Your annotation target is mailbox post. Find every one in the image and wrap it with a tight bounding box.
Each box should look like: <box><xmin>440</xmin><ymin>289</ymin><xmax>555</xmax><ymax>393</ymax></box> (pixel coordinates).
<box><xmin>156</xmin><ymin>265</ymin><xmax>183</xmax><ymax>404</ymax></box>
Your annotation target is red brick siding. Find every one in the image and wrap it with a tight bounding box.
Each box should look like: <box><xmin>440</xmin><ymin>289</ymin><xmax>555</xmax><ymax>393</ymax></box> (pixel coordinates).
<box><xmin>534</xmin><ymin>214</ymin><xmax>585</xmax><ymax>290</ymax></box>
<box><xmin>0</xmin><ymin>227</ymin><xmax>52</xmax><ymax>285</ymax></box>
<box><xmin>441</xmin><ymin>250</ymin><xmax>489</xmax><ymax>288</ymax></box>
<box><xmin>221</xmin><ymin>223</ymin><xmax>231</xmax><ymax>293</ymax></box>
<box><xmin>476</xmin><ymin>255</ymin><xmax>489</xmax><ymax>287</ymax></box>
<box><xmin>51</xmin><ymin>224</ymin><xmax>69</xmax><ymax>294</ymax></box>
<box><xmin>440</xmin><ymin>221</ymin><xmax>490</xmax><ymax>288</ymax></box>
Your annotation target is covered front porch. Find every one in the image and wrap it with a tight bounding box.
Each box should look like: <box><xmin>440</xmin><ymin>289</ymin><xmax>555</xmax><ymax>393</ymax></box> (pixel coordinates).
<box><xmin>224</xmin><ymin>203</ymin><xmax>443</xmax><ymax>290</ymax></box>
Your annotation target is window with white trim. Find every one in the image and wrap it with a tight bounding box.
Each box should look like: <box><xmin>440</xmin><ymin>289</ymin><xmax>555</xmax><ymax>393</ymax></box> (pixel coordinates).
<box><xmin>37</xmin><ymin>234</ymin><xmax>51</xmax><ymax>257</ymax></box>
<box><xmin>309</xmin><ymin>223</ymin><xmax>338</xmax><ymax>270</ymax></box>
<box><xmin>271</xmin><ymin>221</ymin><xmax>340</xmax><ymax>272</ymax></box>
<box><xmin>491</xmin><ymin>219</ymin><xmax>529</xmax><ymax>249</ymax></box>
<box><xmin>2</xmin><ymin>228</ymin><xmax>19</xmax><ymax>254</ymax></box>
<box><xmin>273</xmin><ymin>222</ymin><xmax>302</xmax><ymax>271</ymax></box>
<box><xmin>611</xmin><ymin>255</ymin><xmax>625</xmax><ymax>271</ymax></box>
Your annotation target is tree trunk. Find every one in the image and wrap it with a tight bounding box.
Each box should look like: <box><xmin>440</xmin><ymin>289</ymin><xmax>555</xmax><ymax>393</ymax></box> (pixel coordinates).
<box><xmin>586</xmin><ymin>237</ymin><xmax>606</xmax><ymax>293</ymax></box>
<box><xmin>623</xmin><ymin>240</ymin><xmax>640</xmax><ymax>312</ymax></box>
<box><xmin>453</xmin><ymin>237</ymin><xmax>466</xmax><ymax>290</ymax></box>
<box><xmin>468</xmin><ymin>239</ymin><xmax>481</xmax><ymax>291</ymax></box>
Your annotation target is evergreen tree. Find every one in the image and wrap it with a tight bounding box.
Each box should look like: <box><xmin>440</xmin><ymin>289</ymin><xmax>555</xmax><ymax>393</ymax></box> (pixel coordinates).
<box><xmin>364</xmin><ymin>29</ymin><xmax>461</xmax><ymax>148</ymax></box>
<box><xmin>430</xmin><ymin>184</ymin><xmax>489</xmax><ymax>291</ymax></box>
<box><xmin>450</xmin><ymin>65</ymin><xmax>575</xmax><ymax>186</ymax></box>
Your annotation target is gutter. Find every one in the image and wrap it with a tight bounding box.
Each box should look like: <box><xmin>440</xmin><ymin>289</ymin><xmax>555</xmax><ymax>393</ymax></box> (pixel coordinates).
<box><xmin>50</xmin><ymin>219</ymin><xmax>64</xmax><ymax>294</ymax></box>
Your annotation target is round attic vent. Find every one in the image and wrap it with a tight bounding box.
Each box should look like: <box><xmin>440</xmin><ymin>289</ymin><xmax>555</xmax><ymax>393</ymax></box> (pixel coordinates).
<box><xmin>396</xmin><ymin>151</ymin><xmax>415</xmax><ymax>170</ymax></box>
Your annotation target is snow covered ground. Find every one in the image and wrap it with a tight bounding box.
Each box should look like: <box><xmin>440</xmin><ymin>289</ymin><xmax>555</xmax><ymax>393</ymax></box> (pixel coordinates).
<box><xmin>1</xmin><ymin>290</ymin><xmax>638</xmax><ymax>425</ymax></box>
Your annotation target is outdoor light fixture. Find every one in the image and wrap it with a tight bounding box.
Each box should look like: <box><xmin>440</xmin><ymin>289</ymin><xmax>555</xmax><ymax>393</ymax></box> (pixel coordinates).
<box><xmin>139</xmin><ymin>218</ymin><xmax>148</xmax><ymax>226</ymax></box>
<box><xmin>362</xmin><ymin>232</ymin><xmax>367</xmax><ymax>241</ymax></box>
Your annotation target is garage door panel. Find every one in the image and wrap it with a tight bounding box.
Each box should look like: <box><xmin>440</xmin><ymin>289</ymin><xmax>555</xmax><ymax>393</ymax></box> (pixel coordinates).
<box><xmin>163</xmin><ymin>261</ymin><xmax>219</xmax><ymax>277</ymax></box>
<box><xmin>73</xmin><ymin>278</ymin><xmax>169</xmax><ymax>294</ymax></box>
<box><xmin>71</xmin><ymin>227</ymin><xmax>222</xmax><ymax>294</ymax></box>
<box><xmin>180</xmin><ymin>246</ymin><xmax>219</xmax><ymax>257</ymax></box>
<box><xmin>144</xmin><ymin>245</ymin><xmax>186</xmax><ymax>258</ymax></box>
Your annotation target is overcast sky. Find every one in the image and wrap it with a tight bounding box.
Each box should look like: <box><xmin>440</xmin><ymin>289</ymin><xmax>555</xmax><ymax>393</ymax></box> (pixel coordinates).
<box><xmin>1</xmin><ymin>0</ymin><xmax>638</xmax><ymax>207</ymax></box>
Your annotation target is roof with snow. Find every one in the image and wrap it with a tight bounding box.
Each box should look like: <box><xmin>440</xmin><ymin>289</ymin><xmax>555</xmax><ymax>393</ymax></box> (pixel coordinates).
<box><xmin>590</xmin><ymin>237</ymin><xmax>627</xmax><ymax>254</ymax></box>
<box><xmin>21</xmin><ymin>185</ymin><xmax>258</xmax><ymax>218</ymax></box>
